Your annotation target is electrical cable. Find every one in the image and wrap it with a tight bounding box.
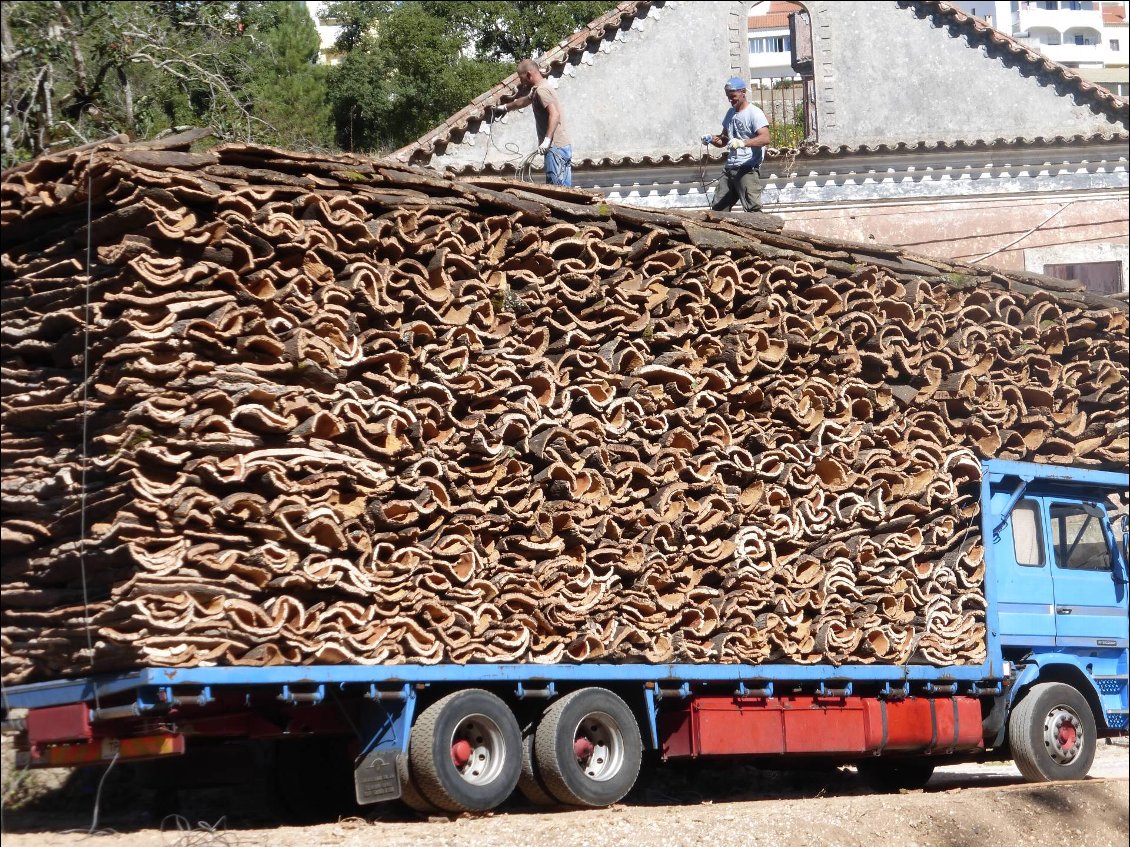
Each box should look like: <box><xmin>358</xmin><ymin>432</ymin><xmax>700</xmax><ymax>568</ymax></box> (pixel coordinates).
<box><xmin>480</xmin><ymin>106</ymin><xmax>532</xmax><ymax>181</ymax></box>
<box><xmin>61</xmin><ymin>750</ymin><xmax>120</xmax><ymax>836</ymax></box>
<box><xmin>969</xmin><ymin>201</ymin><xmax>1074</xmax><ymax>264</ymax></box>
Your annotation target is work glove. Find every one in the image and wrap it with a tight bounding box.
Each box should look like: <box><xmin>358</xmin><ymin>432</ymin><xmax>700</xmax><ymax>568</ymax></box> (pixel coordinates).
<box><xmin>701</xmin><ymin>135</ymin><xmax>713</xmax><ymax>145</ymax></box>
<box><xmin>727</xmin><ymin>137</ymin><xmax>745</xmax><ymax>151</ymax></box>
<box><xmin>539</xmin><ymin>137</ymin><xmax>552</xmax><ymax>154</ymax></box>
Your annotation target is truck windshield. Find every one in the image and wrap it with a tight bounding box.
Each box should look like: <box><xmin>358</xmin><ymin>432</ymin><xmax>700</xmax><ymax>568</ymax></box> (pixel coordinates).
<box><xmin>1049</xmin><ymin>504</ymin><xmax>1112</xmax><ymax>572</ymax></box>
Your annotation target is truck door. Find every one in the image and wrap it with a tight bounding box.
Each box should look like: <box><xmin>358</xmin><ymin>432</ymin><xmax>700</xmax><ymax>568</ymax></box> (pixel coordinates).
<box><xmin>1046</xmin><ymin>501</ymin><xmax>1129</xmax><ymax>650</ymax></box>
<box><xmin>993</xmin><ymin>493</ymin><xmax>1056</xmax><ymax>648</ymax></box>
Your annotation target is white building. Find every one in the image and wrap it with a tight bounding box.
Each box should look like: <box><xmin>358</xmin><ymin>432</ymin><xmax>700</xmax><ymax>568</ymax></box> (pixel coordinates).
<box><xmin>747</xmin><ymin>1</ymin><xmax>803</xmax><ymax>85</ymax></box>
<box><xmin>949</xmin><ymin>1</ymin><xmax>1128</xmax><ymax>92</ymax></box>
<box><xmin>305</xmin><ymin>0</ymin><xmax>344</xmax><ymax>65</ymax></box>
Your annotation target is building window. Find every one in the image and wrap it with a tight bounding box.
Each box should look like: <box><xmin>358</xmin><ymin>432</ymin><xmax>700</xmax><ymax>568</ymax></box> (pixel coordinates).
<box><xmin>1111</xmin><ymin>39</ymin><xmax>1121</xmax><ymax>51</ymax></box>
<box><xmin>749</xmin><ymin>35</ymin><xmax>790</xmax><ymax>54</ymax></box>
<box><xmin>1042</xmin><ymin>261</ymin><xmax>1124</xmax><ymax>294</ymax></box>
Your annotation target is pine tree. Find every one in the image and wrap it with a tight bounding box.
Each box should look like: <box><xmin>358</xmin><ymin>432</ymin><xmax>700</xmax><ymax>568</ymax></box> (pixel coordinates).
<box><xmin>247</xmin><ymin>1</ymin><xmax>332</xmax><ymax>150</ymax></box>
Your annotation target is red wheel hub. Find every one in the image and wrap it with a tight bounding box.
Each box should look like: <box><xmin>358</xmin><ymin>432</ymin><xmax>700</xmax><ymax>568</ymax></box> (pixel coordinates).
<box><xmin>574</xmin><ymin>736</ymin><xmax>595</xmax><ymax>762</ymax></box>
<box><xmin>1057</xmin><ymin>723</ymin><xmax>1077</xmax><ymax>749</ymax></box>
<box><xmin>451</xmin><ymin>739</ymin><xmax>473</xmax><ymax>767</ymax></box>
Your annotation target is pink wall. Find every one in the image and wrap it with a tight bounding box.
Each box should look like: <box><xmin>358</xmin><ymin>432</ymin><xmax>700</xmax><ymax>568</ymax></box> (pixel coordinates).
<box><xmin>776</xmin><ymin>195</ymin><xmax>1128</xmax><ymax>274</ymax></box>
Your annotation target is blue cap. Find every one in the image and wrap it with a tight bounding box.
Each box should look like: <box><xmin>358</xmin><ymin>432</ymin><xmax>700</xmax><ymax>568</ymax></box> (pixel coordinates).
<box><xmin>725</xmin><ymin>76</ymin><xmax>747</xmax><ymax>91</ymax></box>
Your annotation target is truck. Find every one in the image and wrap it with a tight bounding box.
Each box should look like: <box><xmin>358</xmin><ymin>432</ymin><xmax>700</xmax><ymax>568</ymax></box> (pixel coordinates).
<box><xmin>2</xmin><ymin>458</ymin><xmax>1127</xmax><ymax>816</ymax></box>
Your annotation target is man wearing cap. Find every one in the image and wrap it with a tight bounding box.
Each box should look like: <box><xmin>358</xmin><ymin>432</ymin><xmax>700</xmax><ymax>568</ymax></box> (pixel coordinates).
<box><xmin>702</xmin><ymin>77</ymin><xmax>771</xmax><ymax>212</ymax></box>
<box><xmin>497</xmin><ymin>59</ymin><xmax>573</xmax><ymax>187</ymax></box>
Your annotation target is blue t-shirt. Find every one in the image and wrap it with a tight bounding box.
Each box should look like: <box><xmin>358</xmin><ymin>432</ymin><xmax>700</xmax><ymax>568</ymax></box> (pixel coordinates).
<box><xmin>722</xmin><ymin>104</ymin><xmax>769</xmax><ymax>171</ymax></box>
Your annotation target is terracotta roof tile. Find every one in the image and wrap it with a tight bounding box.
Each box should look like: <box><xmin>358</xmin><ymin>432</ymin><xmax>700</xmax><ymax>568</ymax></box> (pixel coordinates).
<box><xmin>749</xmin><ymin>0</ymin><xmax>803</xmax><ymax>30</ymax></box>
<box><xmin>748</xmin><ymin>13</ymin><xmax>793</xmax><ymax>30</ymax></box>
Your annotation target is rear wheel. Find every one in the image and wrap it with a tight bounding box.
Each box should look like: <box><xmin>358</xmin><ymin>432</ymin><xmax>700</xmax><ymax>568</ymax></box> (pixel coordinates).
<box><xmin>396</xmin><ymin>752</ymin><xmax>440</xmax><ymax>814</ymax></box>
<box><xmin>409</xmin><ymin>689</ymin><xmax>522</xmax><ymax>812</ymax></box>
<box><xmin>856</xmin><ymin>758</ymin><xmax>935</xmax><ymax>791</ymax></box>
<box><xmin>533</xmin><ymin>687</ymin><xmax>642</xmax><ymax>807</ymax></box>
<box><xmin>1009</xmin><ymin>682</ymin><xmax>1096</xmax><ymax>782</ymax></box>
<box><xmin>518</xmin><ymin>729</ymin><xmax>559</xmax><ymax>807</ymax></box>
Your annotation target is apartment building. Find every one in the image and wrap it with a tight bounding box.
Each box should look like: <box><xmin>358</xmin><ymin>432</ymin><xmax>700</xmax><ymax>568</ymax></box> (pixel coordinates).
<box><xmin>950</xmin><ymin>1</ymin><xmax>1128</xmax><ymax>93</ymax></box>
<box><xmin>747</xmin><ymin>1</ymin><xmax>804</xmax><ymax>83</ymax></box>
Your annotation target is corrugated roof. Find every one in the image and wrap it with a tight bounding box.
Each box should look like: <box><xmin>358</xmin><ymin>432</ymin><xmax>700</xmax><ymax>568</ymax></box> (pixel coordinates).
<box><xmin>395</xmin><ymin>0</ymin><xmax>1129</xmax><ymax>169</ymax></box>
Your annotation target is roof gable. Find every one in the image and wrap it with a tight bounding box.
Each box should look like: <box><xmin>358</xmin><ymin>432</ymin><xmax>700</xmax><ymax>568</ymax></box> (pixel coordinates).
<box><xmin>398</xmin><ymin>0</ymin><xmax>1128</xmax><ymax>172</ymax></box>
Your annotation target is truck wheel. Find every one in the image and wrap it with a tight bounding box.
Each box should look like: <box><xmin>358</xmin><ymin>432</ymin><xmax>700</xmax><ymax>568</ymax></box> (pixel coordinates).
<box><xmin>518</xmin><ymin>729</ymin><xmax>558</xmax><ymax>807</ymax></box>
<box><xmin>396</xmin><ymin>751</ymin><xmax>440</xmax><ymax>814</ymax></box>
<box><xmin>409</xmin><ymin>689</ymin><xmax>522</xmax><ymax>812</ymax></box>
<box><xmin>856</xmin><ymin>759</ymin><xmax>935</xmax><ymax>791</ymax></box>
<box><xmin>1009</xmin><ymin>682</ymin><xmax>1096</xmax><ymax>782</ymax></box>
<box><xmin>534</xmin><ymin>687</ymin><xmax>643</xmax><ymax>807</ymax></box>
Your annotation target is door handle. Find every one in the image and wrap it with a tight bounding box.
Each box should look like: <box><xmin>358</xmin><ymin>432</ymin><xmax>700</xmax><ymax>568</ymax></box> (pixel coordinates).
<box><xmin>1056</xmin><ymin>607</ymin><xmax>1073</xmax><ymax>615</ymax></box>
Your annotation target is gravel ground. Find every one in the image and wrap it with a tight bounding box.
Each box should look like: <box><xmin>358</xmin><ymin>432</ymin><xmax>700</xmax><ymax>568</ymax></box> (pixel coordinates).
<box><xmin>1</xmin><ymin>736</ymin><xmax>1125</xmax><ymax>847</ymax></box>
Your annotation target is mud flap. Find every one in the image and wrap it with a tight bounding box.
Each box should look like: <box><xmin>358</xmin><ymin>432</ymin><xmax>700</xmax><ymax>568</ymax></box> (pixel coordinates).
<box><xmin>354</xmin><ymin>748</ymin><xmax>402</xmax><ymax>805</ymax></box>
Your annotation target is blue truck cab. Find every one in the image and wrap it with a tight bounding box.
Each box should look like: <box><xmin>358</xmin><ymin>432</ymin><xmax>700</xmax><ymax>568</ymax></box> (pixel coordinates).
<box><xmin>985</xmin><ymin>459</ymin><xmax>1129</xmax><ymax>777</ymax></box>
<box><xmin>2</xmin><ymin>459</ymin><xmax>1127</xmax><ymax>814</ymax></box>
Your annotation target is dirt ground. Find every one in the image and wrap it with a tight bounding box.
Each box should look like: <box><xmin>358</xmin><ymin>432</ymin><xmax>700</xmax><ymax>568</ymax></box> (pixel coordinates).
<box><xmin>1</xmin><ymin>736</ymin><xmax>1126</xmax><ymax>847</ymax></box>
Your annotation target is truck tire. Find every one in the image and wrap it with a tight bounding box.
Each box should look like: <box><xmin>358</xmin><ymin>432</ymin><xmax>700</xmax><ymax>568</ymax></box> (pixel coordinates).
<box><xmin>534</xmin><ymin>687</ymin><xmax>643</xmax><ymax>807</ymax></box>
<box><xmin>1008</xmin><ymin>682</ymin><xmax>1096</xmax><ymax>782</ymax></box>
<box><xmin>518</xmin><ymin>729</ymin><xmax>559</xmax><ymax>807</ymax></box>
<box><xmin>396</xmin><ymin>751</ymin><xmax>441</xmax><ymax>814</ymax></box>
<box><xmin>856</xmin><ymin>758</ymin><xmax>935</xmax><ymax>791</ymax></box>
<box><xmin>408</xmin><ymin>689</ymin><xmax>522</xmax><ymax>812</ymax></box>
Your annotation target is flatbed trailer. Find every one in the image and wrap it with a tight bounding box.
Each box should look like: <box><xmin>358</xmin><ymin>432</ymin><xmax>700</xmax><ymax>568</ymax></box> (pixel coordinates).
<box><xmin>3</xmin><ymin>459</ymin><xmax>1127</xmax><ymax>814</ymax></box>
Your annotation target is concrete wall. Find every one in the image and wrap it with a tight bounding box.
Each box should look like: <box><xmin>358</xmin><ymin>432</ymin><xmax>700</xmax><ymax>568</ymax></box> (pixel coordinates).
<box><xmin>806</xmin><ymin>1</ymin><xmax>1124</xmax><ymax>146</ymax></box>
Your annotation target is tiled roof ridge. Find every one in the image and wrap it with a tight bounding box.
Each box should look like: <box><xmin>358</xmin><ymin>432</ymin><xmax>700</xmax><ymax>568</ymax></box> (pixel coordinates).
<box><xmin>393</xmin><ymin>1</ymin><xmax>653</xmax><ymax>164</ymax></box>
<box><xmin>442</xmin><ymin>129</ymin><xmax>1130</xmax><ymax>176</ymax></box>
<box><xmin>915</xmin><ymin>0</ymin><xmax>1129</xmax><ymax>118</ymax></box>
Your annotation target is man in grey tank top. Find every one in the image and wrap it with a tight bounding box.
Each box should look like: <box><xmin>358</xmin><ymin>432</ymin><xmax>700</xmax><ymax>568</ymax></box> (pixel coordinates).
<box><xmin>497</xmin><ymin>59</ymin><xmax>573</xmax><ymax>186</ymax></box>
<box><xmin>702</xmin><ymin>77</ymin><xmax>771</xmax><ymax>212</ymax></box>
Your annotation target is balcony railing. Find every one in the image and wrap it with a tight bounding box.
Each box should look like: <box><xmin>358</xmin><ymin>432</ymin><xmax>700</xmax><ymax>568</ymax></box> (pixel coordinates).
<box><xmin>1014</xmin><ymin>7</ymin><xmax>1104</xmax><ymax>35</ymax></box>
<box><xmin>1015</xmin><ymin>39</ymin><xmax>1107</xmax><ymax>65</ymax></box>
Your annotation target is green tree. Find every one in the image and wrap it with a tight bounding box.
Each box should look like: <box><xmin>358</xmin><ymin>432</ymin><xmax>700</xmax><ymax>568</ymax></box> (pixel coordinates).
<box><xmin>1</xmin><ymin>1</ymin><xmax>333</xmax><ymax>166</ymax></box>
<box><xmin>246</xmin><ymin>1</ymin><xmax>333</xmax><ymax>149</ymax></box>
<box><xmin>325</xmin><ymin>1</ymin><xmax>612</xmax><ymax>154</ymax></box>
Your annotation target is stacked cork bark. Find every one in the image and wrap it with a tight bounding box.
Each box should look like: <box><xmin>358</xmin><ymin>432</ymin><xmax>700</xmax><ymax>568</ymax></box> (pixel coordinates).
<box><xmin>2</xmin><ymin>133</ymin><xmax>1127</xmax><ymax>684</ymax></box>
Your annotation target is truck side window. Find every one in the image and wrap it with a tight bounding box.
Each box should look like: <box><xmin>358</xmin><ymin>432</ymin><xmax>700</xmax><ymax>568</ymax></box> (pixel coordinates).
<box><xmin>1049</xmin><ymin>503</ymin><xmax>1112</xmax><ymax>572</ymax></box>
<box><xmin>1011</xmin><ymin>500</ymin><xmax>1043</xmax><ymax>566</ymax></box>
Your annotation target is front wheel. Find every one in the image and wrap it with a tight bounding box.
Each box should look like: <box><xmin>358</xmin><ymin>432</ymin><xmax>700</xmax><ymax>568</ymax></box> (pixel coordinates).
<box><xmin>534</xmin><ymin>687</ymin><xmax>643</xmax><ymax>807</ymax></box>
<box><xmin>1008</xmin><ymin>682</ymin><xmax>1097</xmax><ymax>782</ymax></box>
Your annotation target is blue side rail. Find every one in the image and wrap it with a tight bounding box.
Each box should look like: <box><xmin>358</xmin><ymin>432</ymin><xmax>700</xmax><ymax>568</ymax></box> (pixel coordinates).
<box><xmin>1</xmin><ymin>661</ymin><xmax>1005</xmax><ymax>713</ymax></box>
